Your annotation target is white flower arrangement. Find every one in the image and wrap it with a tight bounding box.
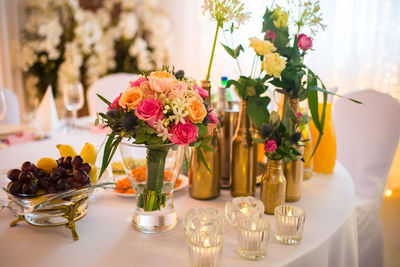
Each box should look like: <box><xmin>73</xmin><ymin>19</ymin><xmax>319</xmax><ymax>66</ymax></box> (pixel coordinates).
<box><xmin>20</xmin><ymin>0</ymin><xmax>171</xmax><ymax>105</ymax></box>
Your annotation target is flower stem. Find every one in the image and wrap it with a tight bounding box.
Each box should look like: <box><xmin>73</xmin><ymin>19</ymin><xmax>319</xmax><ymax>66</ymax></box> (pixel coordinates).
<box><xmin>206</xmin><ymin>21</ymin><xmax>221</xmax><ymax>81</ymax></box>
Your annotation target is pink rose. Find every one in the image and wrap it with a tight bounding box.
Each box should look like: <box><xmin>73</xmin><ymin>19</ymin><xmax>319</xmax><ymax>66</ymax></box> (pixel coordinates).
<box><xmin>108</xmin><ymin>93</ymin><xmax>122</xmax><ymax>110</ymax></box>
<box><xmin>130</xmin><ymin>77</ymin><xmax>148</xmax><ymax>88</ymax></box>
<box><xmin>207</xmin><ymin>109</ymin><xmax>218</xmax><ymax>124</ymax></box>
<box><xmin>297</xmin><ymin>34</ymin><xmax>312</xmax><ymax>51</ymax></box>
<box><xmin>140</xmin><ymin>81</ymin><xmax>155</xmax><ymax>98</ymax></box>
<box><xmin>193</xmin><ymin>85</ymin><xmax>209</xmax><ymax>99</ymax></box>
<box><xmin>169</xmin><ymin>120</ymin><xmax>198</xmax><ymax>146</ymax></box>
<box><xmin>264</xmin><ymin>30</ymin><xmax>276</xmax><ymax>41</ymax></box>
<box><xmin>135</xmin><ymin>98</ymin><xmax>164</xmax><ymax>129</ymax></box>
<box><xmin>168</xmin><ymin>81</ymin><xmax>187</xmax><ymax>99</ymax></box>
<box><xmin>264</xmin><ymin>139</ymin><xmax>277</xmax><ymax>153</ymax></box>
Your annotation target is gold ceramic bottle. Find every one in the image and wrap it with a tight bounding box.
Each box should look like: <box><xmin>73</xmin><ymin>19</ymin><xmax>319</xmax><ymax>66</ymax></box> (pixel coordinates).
<box><xmin>189</xmin><ymin>80</ymin><xmax>221</xmax><ymax>200</ymax></box>
<box><xmin>260</xmin><ymin>159</ymin><xmax>286</xmax><ymax>215</ymax></box>
<box><xmin>283</xmin><ymin>97</ymin><xmax>304</xmax><ymax>202</ymax></box>
<box><xmin>230</xmin><ymin>100</ymin><xmax>257</xmax><ymax>197</ymax></box>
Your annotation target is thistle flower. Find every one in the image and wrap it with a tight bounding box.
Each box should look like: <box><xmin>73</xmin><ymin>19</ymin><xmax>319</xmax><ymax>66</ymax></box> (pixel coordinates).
<box><xmin>292</xmin><ymin>132</ymin><xmax>302</xmax><ymax>143</ymax></box>
<box><xmin>260</xmin><ymin>123</ymin><xmax>273</xmax><ymax>138</ymax></box>
<box><xmin>121</xmin><ymin>113</ymin><xmax>138</xmax><ymax>133</ymax></box>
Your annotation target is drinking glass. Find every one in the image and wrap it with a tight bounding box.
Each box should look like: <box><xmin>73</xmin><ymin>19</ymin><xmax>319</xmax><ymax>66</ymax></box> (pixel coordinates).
<box><xmin>63</xmin><ymin>82</ymin><xmax>84</xmax><ymax>130</ymax></box>
<box><xmin>0</xmin><ymin>88</ymin><xmax>7</xmax><ymax>121</ymax></box>
<box><xmin>237</xmin><ymin>217</ymin><xmax>270</xmax><ymax>260</ymax></box>
<box><xmin>274</xmin><ymin>205</ymin><xmax>306</xmax><ymax>245</ymax></box>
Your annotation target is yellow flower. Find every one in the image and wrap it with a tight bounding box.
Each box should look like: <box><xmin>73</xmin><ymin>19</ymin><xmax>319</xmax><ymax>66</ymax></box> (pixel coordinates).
<box><xmin>187</xmin><ymin>96</ymin><xmax>207</xmax><ymax>124</ymax></box>
<box><xmin>263</xmin><ymin>53</ymin><xmax>287</xmax><ymax>78</ymax></box>
<box><xmin>119</xmin><ymin>87</ymin><xmax>144</xmax><ymax>109</ymax></box>
<box><xmin>249</xmin><ymin>37</ymin><xmax>276</xmax><ymax>55</ymax></box>
<box><xmin>271</xmin><ymin>6</ymin><xmax>288</xmax><ymax>29</ymax></box>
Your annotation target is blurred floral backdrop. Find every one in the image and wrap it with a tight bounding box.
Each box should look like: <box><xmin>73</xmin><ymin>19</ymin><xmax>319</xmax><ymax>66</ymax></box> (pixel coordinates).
<box><xmin>20</xmin><ymin>0</ymin><xmax>171</xmax><ymax>112</ymax></box>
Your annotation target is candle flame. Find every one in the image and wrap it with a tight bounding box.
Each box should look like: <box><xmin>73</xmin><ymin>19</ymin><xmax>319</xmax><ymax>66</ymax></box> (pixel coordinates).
<box><xmin>203</xmin><ymin>237</ymin><xmax>211</xmax><ymax>248</ymax></box>
<box><xmin>251</xmin><ymin>222</ymin><xmax>257</xmax><ymax>231</ymax></box>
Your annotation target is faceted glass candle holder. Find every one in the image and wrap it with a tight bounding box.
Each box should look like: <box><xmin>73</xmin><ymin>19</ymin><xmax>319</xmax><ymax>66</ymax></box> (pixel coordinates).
<box><xmin>225</xmin><ymin>196</ymin><xmax>264</xmax><ymax>227</ymax></box>
<box><xmin>237</xmin><ymin>217</ymin><xmax>270</xmax><ymax>260</ymax></box>
<box><xmin>274</xmin><ymin>205</ymin><xmax>306</xmax><ymax>245</ymax></box>
<box><xmin>188</xmin><ymin>231</ymin><xmax>223</xmax><ymax>267</ymax></box>
<box><xmin>184</xmin><ymin>208</ymin><xmax>224</xmax><ymax>236</ymax></box>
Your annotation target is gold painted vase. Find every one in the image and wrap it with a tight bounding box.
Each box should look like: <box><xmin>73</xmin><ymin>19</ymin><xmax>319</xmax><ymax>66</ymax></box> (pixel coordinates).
<box><xmin>188</xmin><ymin>80</ymin><xmax>221</xmax><ymax>200</ymax></box>
<box><xmin>230</xmin><ymin>100</ymin><xmax>257</xmax><ymax>197</ymax></box>
<box><xmin>260</xmin><ymin>159</ymin><xmax>286</xmax><ymax>215</ymax></box>
<box><xmin>282</xmin><ymin>97</ymin><xmax>304</xmax><ymax>202</ymax></box>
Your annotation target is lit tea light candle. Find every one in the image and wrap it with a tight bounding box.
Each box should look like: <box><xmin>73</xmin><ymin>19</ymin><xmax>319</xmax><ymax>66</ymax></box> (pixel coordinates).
<box><xmin>237</xmin><ymin>217</ymin><xmax>270</xmax><ymax>260</ymax></box>
<box><xmin>274</xmin><ymin>205</ymin><xmax>306</xmax><ymax>245</ymax></box>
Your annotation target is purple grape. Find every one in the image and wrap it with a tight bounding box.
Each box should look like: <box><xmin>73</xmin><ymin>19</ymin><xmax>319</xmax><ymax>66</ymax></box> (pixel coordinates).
<box><xmin>73</xmin><ymin>169</ymin><xmax>88</xmax><ymax>184</ymax></box>
<box><xmin>38</xmin><ymin>177</ymin><xmax>50</xmax><ymax>190</ymax></box>
<box><xmin>63</xmin><ymin>156</ymin><xmax>72</xmax><ymax>169</ymax></box>
<box><xmin>21</xmin><ymin>182</ymin><xmax>38</xmax><ymax>195</ymax></box>
<box><xmin>7</xmin><ymin>181</ymin><xmax>22</xmax><ymax>195</ymax></box>
<box><xmin>21</xmin><ymin>161</ymin><xmax>35</xmax><ymax>172</ymax></box>
<box><xmin>67</xmin><ymin>177</ymin><xmax>79</xmax><ymax>188</ymax></box>
<box><xmin>57</xmin><ymin>157</ymin><xmax>65</xmax><ymax>166</ymax></box>
<box><xmin>19</xmin><ymin>171</ymin><xmax>35</xmax><ymax>183</ymax></box>
<box><xmin>33</xmin><ymin>168</ymin><xmax>45</xmax><ymax>178</ymax></box>
<box><xmin>65</xmin><ymin>168</ymin><xmax>74</xmax><ymax>177</ymax></box>
<box><xmin>72</xmin><ymin>155</ymin><xmax>83</xmax><ymax>169</ymax></box>
<box><xmin>53</xmin><ymin>166</ymin><xmax>66</xmax><ymax>177</ymax></box>
<box><xmin>7</xmin><ymin>169</ymin><xmax>21</xmax><ymax>181</ymax></box>
<box><xmin>49</xmin><ymin>171</ymin><xmax>61</xmax><ymax>183</ymax></box>
<box><xmin>82</xmin><ymin>175</ymin><xmax>91</xmax><ymax>185</ymax></box>
<box><xmin>80</xmin><ymin>163</ymin><xmax>91</xmax><ymax>174</ymax></box>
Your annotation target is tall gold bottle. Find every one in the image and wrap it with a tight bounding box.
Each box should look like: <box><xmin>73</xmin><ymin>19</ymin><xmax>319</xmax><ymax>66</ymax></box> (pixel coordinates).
<box><xmin>189</xmin><ymin>80</ymin><xmax>221</xmax><ymax>200</ymax></box>
<box><xmin>230</xmin><ymin>100</ymin><xmax>257</xmax><ymax>197</ymax></box>
<box><xmin>282</xmin><ymin>97</ymin><xmax>304</xmax><ymax>202</ymax></box>
<box><xmin>260</xmin><ymin>159</ymin><xmax>286</xmax><ymax>215</ymax></box>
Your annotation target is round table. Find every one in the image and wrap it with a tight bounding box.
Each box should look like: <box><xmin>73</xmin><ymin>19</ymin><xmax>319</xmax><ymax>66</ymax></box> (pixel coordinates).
<box><xmin>0</xmin><ymin>131</ymin><xmax>358</xmax><ymax>267</ymax></box>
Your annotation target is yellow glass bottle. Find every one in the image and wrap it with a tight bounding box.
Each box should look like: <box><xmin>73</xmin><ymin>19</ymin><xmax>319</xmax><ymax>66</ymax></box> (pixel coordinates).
<box><xmin>230</xmin><ymin>100</ymin><xmax>257</xmax><ymax>197</ymax></box>
<box><xmin>309</xmin><ymin>101</ymin><xmax>336</xmax><ymax>173</ymax></box>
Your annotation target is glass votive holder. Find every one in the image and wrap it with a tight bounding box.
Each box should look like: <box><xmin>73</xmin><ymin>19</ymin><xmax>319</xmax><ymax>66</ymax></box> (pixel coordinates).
<box><xmin>184</xmin><ymin>208</ymin><xmax>224</xmax><ymax>236</ymax></box>
<box><xmin>225</xmin><ymin>196</ymin><xmax>264</xmax><ymax>227</ymax></box>
<box><xmin>274</xmin><ymin>205</ymin><xmax>306</xmax><ymax>245</ymax></box>
<box><xmin>188</xmin><ymin>231</ymin><xmax>223</xmax><ymax>267</ymax></box>
<box><xmin>237</xmin><ymin>217</ymin><xmax>270</xmax><ymax>260</ymax></box>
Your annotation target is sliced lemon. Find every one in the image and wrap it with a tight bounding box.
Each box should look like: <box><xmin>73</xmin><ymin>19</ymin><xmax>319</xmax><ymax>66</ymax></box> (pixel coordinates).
<box><xmin>56</xmin><ymin>144</ymin><xmax>77</xmax><ymax>158</ymax></box>
<box><xmin>37</xmin><ymin>157</ymin><xmax>58</xmax><ymax>174</ymax></box>
<box><xmin>80</xmin><ymin>143</ymin><xmax>97</xmax><ymax>165</ymax></box>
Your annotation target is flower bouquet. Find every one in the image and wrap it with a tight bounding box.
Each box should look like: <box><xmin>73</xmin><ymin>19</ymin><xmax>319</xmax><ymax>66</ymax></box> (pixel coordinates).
<box><xmin>97</xmin><ymin>67</ymin><xmax>217</xmax><ymax>231</ymax></box>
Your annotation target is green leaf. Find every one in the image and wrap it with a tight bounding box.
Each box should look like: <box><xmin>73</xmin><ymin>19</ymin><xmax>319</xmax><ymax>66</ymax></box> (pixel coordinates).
<box><xmin>197</xmin><ymin>147</ymin><xmax>212</xmax><ymax>173</ymax></box>
<box><xmin>247</xmin><ymin>96</ymin><xmax>270</xmax><ymax>129</ymax></box>
<box><xmin>197</xmin><ymin>124</ymin><xmax>208</xmax><ymax>137</ymax></box>
<box><xmin>221</xmin><ymin>43</ymin><xmax>244</xmax><ymax>59</ymax></box>
<box><xmin>100</xmin><ymin>133</ymin><xmax>118</xmax><ymax>179</ymax></box>
<box><xmin>97</xmin><ymin>94</ymin><xmax>111</xmax><ymax>106</ymax></box>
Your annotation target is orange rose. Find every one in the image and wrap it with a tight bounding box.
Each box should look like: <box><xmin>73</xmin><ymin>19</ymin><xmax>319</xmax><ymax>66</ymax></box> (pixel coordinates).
<box><xmin>187</xmin><ymin>96</ymin><xmax>207</xmax><ymax>124</ymax></box>
<box><xmin>119</xmin><ymin>87</ymin><xmax>144</xmax><ymax>109</ymax></box>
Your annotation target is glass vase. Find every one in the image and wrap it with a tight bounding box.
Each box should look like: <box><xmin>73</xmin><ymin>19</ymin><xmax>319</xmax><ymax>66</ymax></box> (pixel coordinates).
<box><xmin>309</xmin><ymin>94</ymin><xmax>337</xmax><ymax>174</ymax></box>
<box><xmin>230</xmin><ymin>100</ymin><xmax>257</xmax><ymax>197</ymax></box>
<box><xmin>260</xmin><ymin>159</ymin><xmax>286</xmax><ymax>215</ymax></box>
<box><xmin>119</xmin><ymin>141</ymin><xmax>184</xmax><ymax>233</ymax></box>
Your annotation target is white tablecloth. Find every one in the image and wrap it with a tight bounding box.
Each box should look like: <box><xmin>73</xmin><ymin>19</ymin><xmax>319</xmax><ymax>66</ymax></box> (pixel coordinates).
<box><xmin>0</xmin><ymin>132</ymin><xmax>358</xmax><ymax>267</ymax></box>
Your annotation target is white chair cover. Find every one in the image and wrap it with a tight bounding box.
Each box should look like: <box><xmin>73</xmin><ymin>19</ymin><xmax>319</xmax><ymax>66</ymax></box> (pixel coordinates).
<box><xmin>86</xmin><ymin>73</ymin><xmax>138</xmax><ymax>116</ymax></box>
<box><xmin>0</xmin><ymin>88</ymin><xmax>20</xmax><ymax>125</ymax></box>
<box><xmin>333</xmin><ymin>89</ymin><xmax>400</xmax><ymax>267</ymax></box>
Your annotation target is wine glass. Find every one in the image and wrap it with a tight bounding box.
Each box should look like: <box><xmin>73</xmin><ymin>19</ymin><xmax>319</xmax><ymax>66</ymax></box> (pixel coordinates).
<box><xmin>0</xmin><ymin>88</ymin><xmax>7</xmax><ymax>122</ymax></box>
<box><xmin>62</xmin><ymin>82</ymin><xmax>84</xmax><ymax>130</ymax></box>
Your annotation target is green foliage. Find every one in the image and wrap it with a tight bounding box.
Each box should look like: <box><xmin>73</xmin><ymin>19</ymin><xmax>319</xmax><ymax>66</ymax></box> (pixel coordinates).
<box><xmin>221</xmin><ymin>43</ymin><xmax>244</xmax><ymax>59</ymax></box>
<box><xmin>247</xmin><ymin>96</ymin><xmax>270</xmax><ymax>129</ymax></box>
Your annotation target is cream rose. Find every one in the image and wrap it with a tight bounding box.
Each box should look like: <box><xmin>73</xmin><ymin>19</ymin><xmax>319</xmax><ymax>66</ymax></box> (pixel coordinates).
<box><xmin>148</xmin><ymin>71</ymin><xmax>177</xmax><ymax>93</ymax></box>
<box><xmin>263</xmin><ymin>53</ymin><xmax>287</xmax><ymax>78</ymax></box>
<box><xmin>119</xmin><ymin>86</ymin><xmax>144</xmax><ymax>109</ymax></box>
<box><xmin>249</xmin><ymin>37</ymin><xmax>276</xmax><ymax>55</ymax></box>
